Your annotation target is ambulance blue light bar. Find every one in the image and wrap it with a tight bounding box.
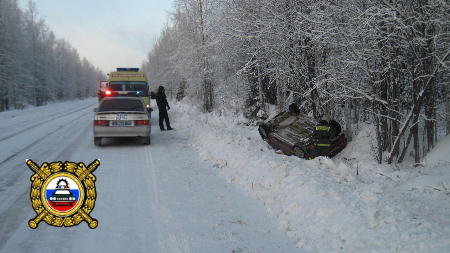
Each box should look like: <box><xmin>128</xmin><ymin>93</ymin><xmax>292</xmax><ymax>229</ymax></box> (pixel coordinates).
<box><xmin>116</xmin><ymin>68</ymin><xmax>139</xmax><ymax>72</ymax></box>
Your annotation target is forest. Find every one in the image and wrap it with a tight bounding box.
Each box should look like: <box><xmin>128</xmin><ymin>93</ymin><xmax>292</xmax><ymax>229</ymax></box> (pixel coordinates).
<box><xmin>0</xmin><ymin>0</ymin><xmax>105</xmax><ymax>111</ymax></box>
<box><xmin>142</xmin><ymin>0</ymin><xmax>450</xmax><ymax>164</ymax></box>
<box><xmin>1</xmin><ymin>0</ymin><xmax>449</xmax><ymax>164</ymax></box>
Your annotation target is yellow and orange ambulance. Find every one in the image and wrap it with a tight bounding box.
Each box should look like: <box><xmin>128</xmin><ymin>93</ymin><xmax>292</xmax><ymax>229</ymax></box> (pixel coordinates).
<box><xmin>100</xmin><ymin>68</ymin><xmax>152</xmax><ymax>113</ymax></box>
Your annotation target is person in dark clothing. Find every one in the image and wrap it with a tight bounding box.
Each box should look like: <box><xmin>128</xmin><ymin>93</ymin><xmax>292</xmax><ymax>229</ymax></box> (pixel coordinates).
<box><xmin>155</xmin><ymin>86</ymin><xmax>172</xmax><ymax>131</ymax></box>
<box><xmin>309</xmin><ymin>116</ymin><xmax>336</xmax><ymax>159</ymax></box>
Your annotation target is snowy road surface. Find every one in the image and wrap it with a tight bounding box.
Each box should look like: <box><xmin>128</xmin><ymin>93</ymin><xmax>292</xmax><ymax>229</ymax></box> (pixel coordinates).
<box><xmin>0</xmin><ymin>98</ymin><xmax>298</xmax><ymax>252</ymax></box>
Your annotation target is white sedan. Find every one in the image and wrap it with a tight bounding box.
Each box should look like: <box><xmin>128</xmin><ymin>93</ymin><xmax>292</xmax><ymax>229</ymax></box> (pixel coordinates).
<box><xmin>93</xmin><ymin>97</ymin><xmax>151</xmax><ymax>146</ymax></box>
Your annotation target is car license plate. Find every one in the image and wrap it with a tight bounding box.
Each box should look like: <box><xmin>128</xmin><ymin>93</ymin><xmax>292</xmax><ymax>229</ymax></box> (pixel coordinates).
<box><xmin>111</xmin><ymin>121</ymin><xmax>133</xmax><ymax>126</ymax></box>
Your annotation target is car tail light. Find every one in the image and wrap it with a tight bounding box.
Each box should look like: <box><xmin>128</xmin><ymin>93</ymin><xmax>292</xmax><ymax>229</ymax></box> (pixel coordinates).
<box><xmin>94</xmin><ymin>120</ymin><xmax>109</xmax><ymax>126</ymax></box>
<box><xmin>105</xmin><ymin>90</ymin><xmax>111</xmax><ymax>95</ymax></box>
<box><xmin>135</xmin><ymin>120</ymin><xmax>149</xmax><ymax>126</ymax></box>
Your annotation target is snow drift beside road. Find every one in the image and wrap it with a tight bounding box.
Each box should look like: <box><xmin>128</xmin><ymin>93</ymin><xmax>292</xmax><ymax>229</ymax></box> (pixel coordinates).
<box><xmin>172</xmin><ymin>100</ymin><xmax>450</xmax><ymax>252</ymax></box>
<box><xmin>423</xmin><ymin>134</ymin><xmax>450</xmax><ymax>166</ymax></box>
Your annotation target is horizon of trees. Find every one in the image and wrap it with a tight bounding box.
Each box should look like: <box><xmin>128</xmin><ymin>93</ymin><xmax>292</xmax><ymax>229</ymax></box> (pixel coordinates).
<box><xmin>0</xmin><ymin>0</ymin><xmax>105</xmax><ymax>111</ymax></box>
<box><xmin>142</xmin><ymin>0</ymin><xmax>450</xmax><ymax>164</ymax></box>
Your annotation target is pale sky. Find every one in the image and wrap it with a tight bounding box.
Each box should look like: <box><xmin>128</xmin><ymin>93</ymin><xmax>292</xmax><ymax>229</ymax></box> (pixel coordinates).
<box><xmin>18</xmin><ymin>0</ymin><xmax>174</xmax><ymax>74</ymax></box>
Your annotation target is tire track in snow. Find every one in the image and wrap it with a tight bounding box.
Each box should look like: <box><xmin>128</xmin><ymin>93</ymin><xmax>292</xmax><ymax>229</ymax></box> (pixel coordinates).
<box><xmin>146</xmin><ymin>147</ymin><xmax>192</xmax><ymax>253</ymax></box>
<box><xmin>0</xmin><ymin>102</ymin><xmax>96</xmax><ymax>142</ymax></box>
<box><xmin>0</xmin><ymin>104</ymin><xmax>95</xmax><ymax>167</ymax></box>
<box><xmin>0</xmin><ymin>188</ymin><xmax>32</xmax><ymax>249</ymax></box>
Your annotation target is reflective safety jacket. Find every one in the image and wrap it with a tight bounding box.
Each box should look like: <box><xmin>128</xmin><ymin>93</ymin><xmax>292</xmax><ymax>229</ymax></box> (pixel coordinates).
<box><xmin>312</xmin><ymin>120</ymin><xmax>336</xmax><ymax>146</ymax></box>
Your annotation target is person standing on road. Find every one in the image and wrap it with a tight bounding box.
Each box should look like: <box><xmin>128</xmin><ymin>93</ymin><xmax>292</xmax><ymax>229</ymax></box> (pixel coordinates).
<box><xmin>309</xmin><ymin>116</ymin><xmax>335</xmax><ymax>159</ymax></box>
<box><xmin>155</xmin><ymin>86</ymin><xmax>173</xmax><ymax>131</ymax></box>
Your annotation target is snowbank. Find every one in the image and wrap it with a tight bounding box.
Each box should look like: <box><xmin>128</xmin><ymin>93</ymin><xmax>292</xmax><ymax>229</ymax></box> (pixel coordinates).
<box><xmin>172</xmin><ymin>101</ymin><xmax>450</xmax><ymax>252</ymax></box>
<box><xmin>423</xmin><ymin>134</ymin><xmax>450</xmax><ymax>166</ymax></box>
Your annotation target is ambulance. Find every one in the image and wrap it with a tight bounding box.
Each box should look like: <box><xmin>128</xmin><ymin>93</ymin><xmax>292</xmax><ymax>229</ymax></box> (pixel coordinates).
<box><xmin>101</xmin><ymin>68</ymin><xmax>152</xmax><ymax>113</ymax></box>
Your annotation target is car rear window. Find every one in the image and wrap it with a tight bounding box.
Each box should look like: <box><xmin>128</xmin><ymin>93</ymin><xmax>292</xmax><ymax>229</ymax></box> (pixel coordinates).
<box><xmin>99</xmin><ymin>99</ymin><xmax>144</xmax><ymax>112</ymax></box>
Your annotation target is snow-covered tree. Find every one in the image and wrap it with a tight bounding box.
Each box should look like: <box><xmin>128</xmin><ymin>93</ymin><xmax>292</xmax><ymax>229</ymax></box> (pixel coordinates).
<box><xmin>0</xmin><ymin>0</ymin><xmax>26</xmax><ymax>110</ymax></box>
<box><xmin>0</xmin><ymin>0</ymin><xmax>105</xmax><ymax>111</ymax></box>
<box><xmin>145</xmin><ymin>0</ymin><xmax>449</xmax><ymax>163</ymax></box>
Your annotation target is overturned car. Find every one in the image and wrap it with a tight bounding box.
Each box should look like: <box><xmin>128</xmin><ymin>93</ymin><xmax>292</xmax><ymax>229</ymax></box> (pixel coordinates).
<box><xmin>258</xmin><ymin>104</ymin><xmax>347</xmax><ymax>159</ymax></box>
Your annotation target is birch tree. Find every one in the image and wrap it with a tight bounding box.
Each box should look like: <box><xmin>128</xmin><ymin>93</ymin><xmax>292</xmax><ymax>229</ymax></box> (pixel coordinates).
<box><xmin>171</xmin><ymin>0</ymin><xmax>215</xmax><ymax>112</ymax></box>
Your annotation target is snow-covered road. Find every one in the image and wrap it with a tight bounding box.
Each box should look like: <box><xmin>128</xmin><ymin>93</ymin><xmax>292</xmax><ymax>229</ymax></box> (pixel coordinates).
<box><xmin>0</xmin><ymin>98</ymin><xmax>298</xmax><ymax>252</ymax></box>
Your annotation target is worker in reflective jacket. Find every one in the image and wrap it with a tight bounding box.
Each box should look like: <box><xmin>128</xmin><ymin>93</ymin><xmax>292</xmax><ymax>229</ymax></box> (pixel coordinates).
<box><xmin>309</xmin><ymin>116</ymin><xmax>336</xmax><ymax>159</ymax></box>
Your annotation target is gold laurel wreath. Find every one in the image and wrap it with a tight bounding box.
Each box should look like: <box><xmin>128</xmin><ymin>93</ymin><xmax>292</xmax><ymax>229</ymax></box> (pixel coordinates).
<box><xmin>27</xmin><ymin>159</ymin><xmax>99</xmax><ymax>229</ymax></box>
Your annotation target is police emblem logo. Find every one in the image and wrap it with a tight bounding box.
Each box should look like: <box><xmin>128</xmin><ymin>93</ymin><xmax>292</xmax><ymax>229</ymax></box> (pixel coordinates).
<box><xmin>43</xmin><ymin>175</ymin><xmax>83</xmax><ymax>215</ymax></box>
<box><xmin>26</xmin><ymin>159</ymin><xmax>99</xmax><ymax>229</ymax></box>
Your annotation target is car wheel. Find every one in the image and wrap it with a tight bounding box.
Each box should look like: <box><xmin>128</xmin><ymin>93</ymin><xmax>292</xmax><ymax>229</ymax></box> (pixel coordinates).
<box><xmin>94</xmin><ymin>137</ymin><xmax>102</xmax><ymax>146</ymax></box>
<box><xmin>258</xmin><ymin>124</ymin><xmax>271</xmax><ymax>140</ymax></box>
<box><xmin>141</xmin><ymin>137</ymin><xmax>150</xmax><ymax>145</ymax></box>
<box><xmin>293</xmin><ymin>145</ymin><xmax>306</xmax><ymax>159</ymax></box>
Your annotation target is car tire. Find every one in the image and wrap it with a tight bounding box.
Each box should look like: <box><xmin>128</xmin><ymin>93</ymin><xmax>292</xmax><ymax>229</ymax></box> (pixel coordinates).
<box><xmin>94</xmin><ymin>137</ymin><xmax>102</xmax><ymax>146</ymax></box>
<box><xmin>141</xmin><ymin>137</ymin><xmax>150</xmax><ymax>145</ymax></box>
<box><xmin>258</xmin><ymin>124</ymin><xmax>271</xmax><ymax>140</ymax></box>
<box><xmin>293</xmin><ymin>145</ymin><xmax>306</xmax><ymax>159</ymax></box>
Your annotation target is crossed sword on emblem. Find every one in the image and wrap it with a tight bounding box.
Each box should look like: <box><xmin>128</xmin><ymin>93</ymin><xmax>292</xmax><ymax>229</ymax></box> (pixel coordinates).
<box><xmin>27</xmin><ymin>159</ymin><xmax>100</xmax><ymax>229</ymax></box>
